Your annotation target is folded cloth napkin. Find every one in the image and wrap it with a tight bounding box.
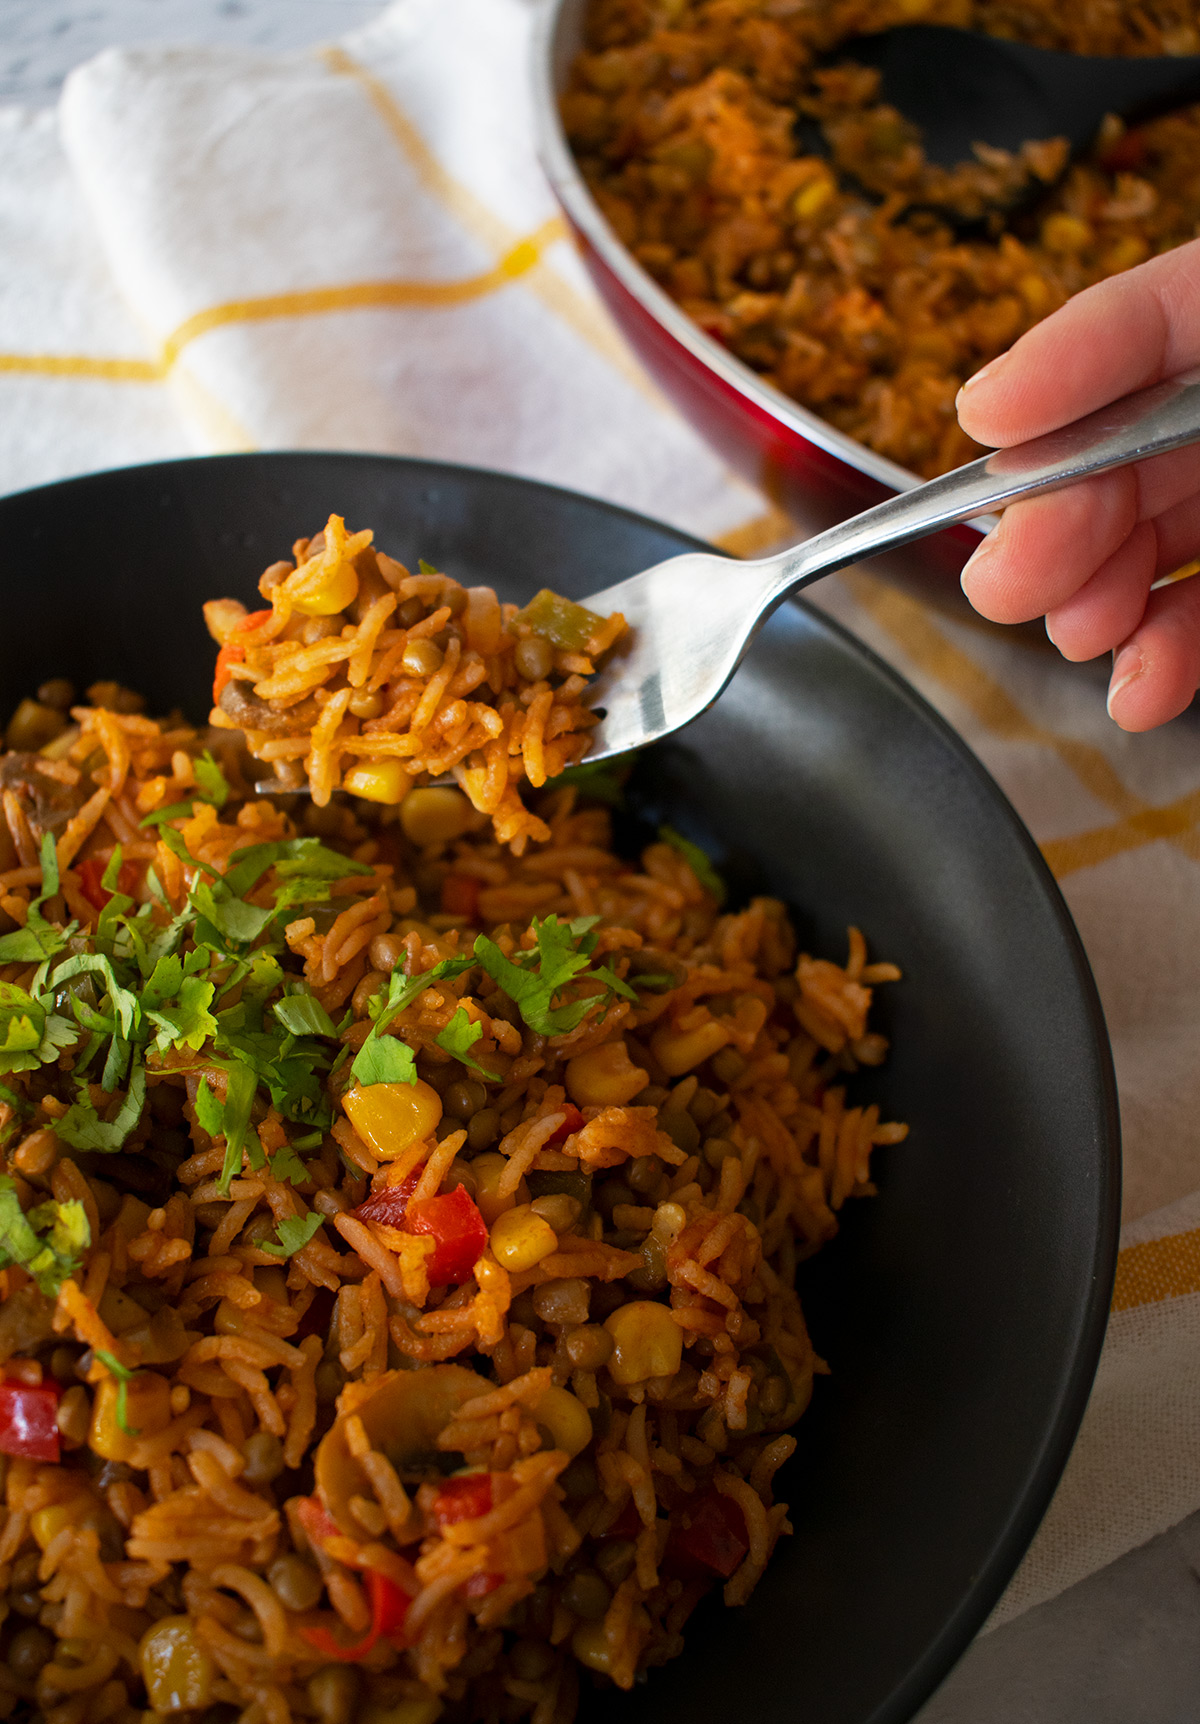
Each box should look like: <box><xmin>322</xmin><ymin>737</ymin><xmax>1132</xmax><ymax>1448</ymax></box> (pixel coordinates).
<box><xmin>3</xmin><ymin>0</ymin><xmax>1200</xmax><ymax>1636</ymax></box>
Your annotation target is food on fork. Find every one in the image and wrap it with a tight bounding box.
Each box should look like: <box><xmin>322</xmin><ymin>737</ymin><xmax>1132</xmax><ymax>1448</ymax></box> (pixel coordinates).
<box><xmin>205</xmin><ymin>514</ymin><xmax>626</xmax><ymax>854</ymax></box>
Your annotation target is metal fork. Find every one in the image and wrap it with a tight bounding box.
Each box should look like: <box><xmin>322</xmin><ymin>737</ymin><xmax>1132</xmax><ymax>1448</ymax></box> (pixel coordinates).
<box><xmin>255</xmin><ymin>368</ymin><xmax>1200</xmax><ymax>794</ymax></box>
<box><xmin>580</xmin><ymin>368</ymin><xmax>1200</xmax><ymax>765</ymax></box>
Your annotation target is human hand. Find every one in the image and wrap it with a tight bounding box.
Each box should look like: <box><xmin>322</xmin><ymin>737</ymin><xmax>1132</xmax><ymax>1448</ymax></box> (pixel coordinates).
<box><xmin>956</xmin><ymin>235</ymin><xmax>1200</xmax><ymax>731</ymax></box>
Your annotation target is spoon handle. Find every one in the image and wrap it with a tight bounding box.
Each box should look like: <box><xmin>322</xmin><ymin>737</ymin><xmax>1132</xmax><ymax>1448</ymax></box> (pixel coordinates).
<box><xmin>769</xmin><ymin>368</ymin><xmax>1200</xmax><ymax>595</ymax></box>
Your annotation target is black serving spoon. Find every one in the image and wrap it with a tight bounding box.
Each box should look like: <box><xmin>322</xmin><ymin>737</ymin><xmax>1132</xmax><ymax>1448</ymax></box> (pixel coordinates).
<box><xmin>842</xmin><ymin>25</ymin><xmax>1200</xmax><ymax>168</ymax></box>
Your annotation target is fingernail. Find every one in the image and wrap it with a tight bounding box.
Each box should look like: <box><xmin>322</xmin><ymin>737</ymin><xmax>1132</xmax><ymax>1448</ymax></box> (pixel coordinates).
<box><xmin>960</xmin><ymin>532</ymin><xmax>996</xmax><ymax>595</ymax></box>
<box><xmin>956</xmin><ymin>352</ymin><xmax>1008</xmax><ymax>408</ymax></box>
<box><xmin>1045</xmin><ymin>614</ymin><xmax>1059</xmax><ymax>649</ymax></box>
<box><xmin>1107</xmin><ymin>644</ymin><xmax>1144</xmax><ymax>718</ymax></box>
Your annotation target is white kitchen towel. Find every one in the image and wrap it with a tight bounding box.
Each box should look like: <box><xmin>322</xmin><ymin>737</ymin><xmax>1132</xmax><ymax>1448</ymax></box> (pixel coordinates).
<box><xmin>2</xmin><ymin>0</ymin><xmax>1200</xmax><ymax>1635</ymax></box>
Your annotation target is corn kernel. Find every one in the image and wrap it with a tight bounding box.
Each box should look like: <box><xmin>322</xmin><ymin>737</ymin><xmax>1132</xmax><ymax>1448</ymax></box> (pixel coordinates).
<box><xmin>793</xmin><ymin>175</ymin><xmax>835</xmax><ymax>221</ymax></box>
<box><xmin>31</xmin><ymin>1497</ymin><xmax>88</xmax><ymax>1550</ymax></box>
<box><xmin>604</xmin><ymin>1300</ymin><xmax>683</xmax><ymax>1385</ymax></box>
<box><xmin>566</xmin><ymin>1040</ymin><xmax>649</xmax><ymax>1108</ymax></box>
<box><xmin>89</xmin><ymin>1371</ymin><xmax>172</xmax><ymax>1462</ymax></box>
<box><xmin>343</xmin><ymin>1080</ymin><xmax>443</xmax><ymax>1161</ymax></box>
<box><xmin>489</xmin><ymin>1205</ymin><xmax>558</xmax><ymax>1271</ymax></box>
<box><xmin>140</xmin><ymin>1616</ymin><xmax>216</xmax><ymax>1713</ymax></box>
<box><xmin>1040</xmin><ymin>213</ymin><xmax>1092</xmax><ymax>255</ymax></box>
<box><xmin>343</xmin><ymin>759</ymin><xmax>409</xmax><ymax>804</ymax></box>
<box><xmin>572</xmin><ymin>1619</ymin><xmax>616</xmax><ymax>1676</ymax></box>
<box><xmin>536</xmin><ymin>1385</ymin><xmax>593</xmax><ymax>1458</ymax></box>
<box><xmin>1102</xmin><ymin>234</ymin><xmax>1150</xmax><ymax>275</ymax></box>
<box><xmin>471</xmin><ymin>1152</ymin><xmax>520</xmax><ymax>1227</ymax></box>
<box><xmin>400</xmin><ymin>786</ymin><xmax>476</xmax><ymax>847</ymax></box>
<box><xmin>650</xmin><ymin>1017</ymin><xmax>730</xmax><ymax>1077</ymax></box>
<box><xmin>286</xmin><ymin>544</ymin><xmax>360</xmax><ymax>617</ymax></box>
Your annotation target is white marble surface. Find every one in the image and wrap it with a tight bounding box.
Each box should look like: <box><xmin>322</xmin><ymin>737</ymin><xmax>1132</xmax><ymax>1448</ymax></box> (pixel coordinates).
<box><xmin>0</xmin><ymin>0</ymin><xmax>384</xmax><ymax>104</ymax></box>
<box><xmin>0</xmin><ymin>3</ymin><xmax>1193</xmax><ymax>1719</ymax></box>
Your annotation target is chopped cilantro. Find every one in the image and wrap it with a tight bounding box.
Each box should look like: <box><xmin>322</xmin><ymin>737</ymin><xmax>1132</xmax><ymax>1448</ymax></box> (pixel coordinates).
<box><xmin>56</xmin><ymin>1063</ymin><xmax>146</xmax><ymax>1153</ymax></box>
<box><xmin>217</xmin><ymin>1062</ymin><xmax>258</xmax><ymax>1194</ymax></box>
<box><xmin>0</xmin><ymin>1178</ymin><xmax>90</xmax><ymax>1296</ymax></box>
<box><xmin>273</xmin><ymin>993</ymin><xmax>338</xmax><ymax>1037</ymax></box>
<box><xmin>473</xmin><ymin>915</ymin><xmax>624</xmax><ymax>1037</ymax></box>
<box><xmin>259</xmin><ymin>1212</ymin><xmax>323</xmax><ymax>1258</ymax></box>
<box><xmin>193</xmin><ymin>1076</ymin><xmax>224</xmax><ymax>1138</ymax></box>
<box><xmin>193</xmin><ymin>751</ymin><xmax>230</xmax><ymax>808</ymax></box>
<box><xmin>435</xmin><ymin>1006</ymin><xmax>498</xmax><ymax>1082</ymax></box>
<box><xmin>268</xmin><ymin>1143</ymin><xmax>309</xmax><ymax>1186</ymax></box>
<box><xmin>659</xmin><ymin>825</ymin><xmax>726</xmax><ymax>906</ymax></box>
<box><xmin>94</xmin><ymin>1349</ymin><xmax>141</xmax><ymax>1436</ymax></box>
<box><xmin>0</xmin><ymin>835</ymin><xmax>75</xmax><ymax>964</ymax></box>
<box><xmin>351</xmin><ymin>1033</ymin><xmax>418</xmax><ymax>1087</ymax></box>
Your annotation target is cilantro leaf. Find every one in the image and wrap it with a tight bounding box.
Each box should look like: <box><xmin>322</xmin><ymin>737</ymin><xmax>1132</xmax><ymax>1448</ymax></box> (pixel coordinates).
<box><xmin>273</xmin><ymin>993</ymin><xmax>338</xmax><ymax>1037</ymax></box>
<box><xmin>351</xmin><ymin>1033</ymin><xmax>418</xmax><ymax>1086</ymax></box>
<box><xmin>473</xmin><ymin>918</ymin><xmax>606</xmax><ymax>1037</ymax></box>
<box><xmin>56</xmin><ymin>1061</ymin><xmax>146</xmax><ymax>1153</ymax></box>
<box><xmin>659</xmin><ymin>825</ymin><xmax>727</xmax><ymax>906</ymax></box>
<box><xmin>194</xmin><ymin>751</ymin><xmax>230</xmax><ymax>808</ymax></box>
<box><xmin>217</xmin><ymin>1062</ymin><xmax>258</xmax><ymax>1194</ymax></box>
<box><xmin>190</xmin><ymin>880</ymin><xmax>276</xmax><ymax>947</ymax></box>
<box><xmin>0</xmin><ymin>835</ymin><xmax>74</xmax><ymax>964</ymax></box>
<box><xmin>268</xmin><ymin>1143</ymin><xmax>309</xmax><ymax>1186</ymax></box>
<box><xmin>259</xmin><ymin>1212</ymin><xmax>323</xmax><ymax>1258</ymax></box>
<box><xmin>194</xmin><ymin>1076</ymin><xmax>224</xmax><ymax>1137</ymax></box>
<box><xmin>224</xmin><ymin>838</ymin><xmax>372</xmax><ymax>900</ymax></box>
<box><xmin>435</xmin><ymin>1006</ymin><xmax>498</xmax><ymax>1081</ymax></box>
<box><xmin>52</xmin><ymin>953</ymin><xmax>140</xmax><ymax>1041</ymax></box>
<box><xmin>139</xmin><ymin>800</ymin><xmax>200</xmax><ymax>827</ymax></box>
<box><xmin>0</xmin><ymin>1177</ymin><xmax>90</xmax><ymax>1296</ymax></box>
<box><xmin>0</xmin><ymin>982</ymin><xmax>75</xmax><ymax>1074</ymax></box>
<box><xmin>146</xmin><ymin>974</ymin><xmax>218</xmax><ymax>1053</ymax></box>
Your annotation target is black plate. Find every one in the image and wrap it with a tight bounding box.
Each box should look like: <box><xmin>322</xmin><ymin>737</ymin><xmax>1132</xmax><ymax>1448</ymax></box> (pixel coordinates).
<box><xmin>0</xmin><ymin>452</ymin><xmax>1119</xmax><ymax>1724</ymax></box>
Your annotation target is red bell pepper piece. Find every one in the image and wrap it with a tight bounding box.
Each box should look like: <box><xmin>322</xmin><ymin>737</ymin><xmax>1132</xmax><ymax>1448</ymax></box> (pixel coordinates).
<box><xmin>0</xmin><ymin>1379</ymin><xmax>61</xmax><ymax>1462</ymax></box>
<box><xmin>546</xmin><ymin>1105</ymin><xmax>584</xmax><ymax>1146</ymax></box>
<box><xmin>301</xmin><ymin>1568</ymin><xmax>411</xmax><ymax>1661</ymax></box>
<box><xmin>440</xmin><ymin>874</ymin><xmax>481</xmax><ymax>920</ymax></box>
<box><xmin>356</xmin><ymin>1175</ymin><xmax>488</xmax><ymax>1289</ymax></box>
<box><xmin>430</xmin><ymin>1472</ymin><xmax>494</xmax><ymax>1531</ymax></box>
<box><xmin>76</xmin><ymin>857</ymin><xmax>140</xmax><ymax>913</ymax></box>
<box><xmin>666</xmin><ymin>1489</ymin><xmax>749</xmax><ymax>1580</ymax></box>
<box><xmin>212</xmin><ymin>608</ymin><xmax>272</xmax><ymax>703</ymax></box>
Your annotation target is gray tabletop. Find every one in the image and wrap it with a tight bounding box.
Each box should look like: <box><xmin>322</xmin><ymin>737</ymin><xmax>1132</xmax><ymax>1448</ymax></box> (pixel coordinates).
<box><xmin>3</xmin><ymin>3</ymin><xmax>1194</xmax><ymax>1718</ymax></box>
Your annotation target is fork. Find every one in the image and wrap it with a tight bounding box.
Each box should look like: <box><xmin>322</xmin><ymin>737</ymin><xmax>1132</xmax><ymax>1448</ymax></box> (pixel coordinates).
<box><xmin>255</xmin><ymin>367</ymin><xmax>1200</xmax><ymax>796</ymax></box>
<box><xmin>579</xmin><ymin>368</ymin><xmax>1200</xmax><ymax>765</ymax></box>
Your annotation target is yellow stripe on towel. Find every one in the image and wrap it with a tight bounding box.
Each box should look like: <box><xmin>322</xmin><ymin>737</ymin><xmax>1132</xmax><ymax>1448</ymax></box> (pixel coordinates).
<box><xmin>1112</xmin><ymin>1228</ymin><xmax>1200</xmax><ymax>1312</ymax></box>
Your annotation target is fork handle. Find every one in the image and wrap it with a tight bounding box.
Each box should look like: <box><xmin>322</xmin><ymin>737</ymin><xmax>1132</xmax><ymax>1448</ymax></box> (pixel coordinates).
<box><xmin>770</xmin><ymin>368</ymin><xmax>1200</xmax><ymax>594</ymax></box>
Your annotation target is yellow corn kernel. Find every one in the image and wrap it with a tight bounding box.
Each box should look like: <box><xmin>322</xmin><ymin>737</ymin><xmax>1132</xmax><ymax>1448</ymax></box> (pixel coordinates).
<box><xmin>343</xmin><ymin>760</ymin><xmax>409</xmax><ymax>805</ymax></box>
<box><xmin>471</xmin><ymin>1152</ymin><xmax>519</xmax><ymax>1227</ymax></box>
<box><xmin>1102</xmin><ymin>234</ymin><xmax>1150</xmax><ymax>275</ymax></box>
<box><xmin>536</xmin><ymin>1385</ymin><xmax>593</xmax><ymax>1458</ymax></box>
<box><xmin>1040</xmin><ymin>213</ymin><xmax>1092</xmax><ymax>255</ymax></box>
<box><xmin>285</xmin><ymin>524</ymin><xmax>361</xmax><ymax>616</ymax></box>
<box><xmin>566</xmin><ymin>1039</ymin><xmax>648</xmax><ymax>1109</ymax></box>
<box><xmin>489</xmin><ymin>1205</ymin><xmax>558</xmax><ymax>1272</ymax></box>
<box><xmin>650</xmin><ymin>1017</ymin><xmax>730</xmax><ymax>1077</ymax></box>
<box><xmin>604</xmin><ymin>1300</ymin><xmax>683</xmax><ymax>1385</ymax></box>
<box><xmin>793</xmin><ymin>175</ymin><xmax>835</xmax><ymax>221</ymax></box>
<box><xmin>400</xmin><ymin>786</ymin><xmax>476</xmax><ymax>847</ymax></box>
<box><xmin>31</xmin><ymin>1496</ymin><xmax>89</xmax><ymax>1551</ymax></box>
<box><xmin>140</xmin><ymin>1616</ymin><xmax>216</xmax><ymax>1713</ymax></box>
<box><xmin>572</xmin><ymin>1619</ymin><xmax>616</xmax><ymax>1676</ymax></box>
<box><xmin>89</xmin><ymin>1371</ymin><xmax>173</xmax><ymax>1462</ymax></box>
<box><xmin>343</xmin><ymin>1080</ymin><xmax>443</xmax><ymax>1161</ymax></box>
